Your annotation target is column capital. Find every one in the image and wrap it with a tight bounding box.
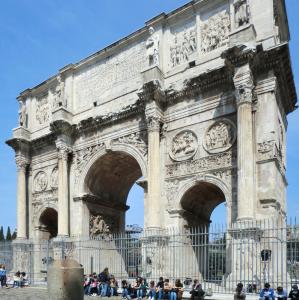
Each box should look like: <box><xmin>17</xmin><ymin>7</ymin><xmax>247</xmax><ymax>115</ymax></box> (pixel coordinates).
<box><xmin>145</xmin><ymin>101</ymin><xmax>163</xmax><ymax>133</ymax></box>
<box><xmin>146</xmin><ymin>115</ymin><xmax>161</xmax><ymax>132</ymax></box>
<box><xmin>15</xmin><ymin>155</ymin><xmax>30</xmax><ymax>171</ymax></box>
<box><xmin>55</xmin><ymin>138</ymin><xmax>72</xmax><ymax>161</ymax></box>
<box><xmin>233</xmin><ymin>64</ymin><xmax>255</xmax><ymax>106</ymax></box>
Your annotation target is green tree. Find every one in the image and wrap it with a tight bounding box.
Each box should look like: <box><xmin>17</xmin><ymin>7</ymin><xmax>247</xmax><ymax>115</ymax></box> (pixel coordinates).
<box><xmin>0</xmin><ymin>226</ymin><xmax>4</xmax><ymax>241</ymax></box>
<box><xmin>6</xmin><ymin>226</ymin><xmax>12</xmax><ymax>241</ymax></box>
<box><xmin>11</xmin><ymin>230</ymin><xmax>17</xmax><ymax>240</ymax></box>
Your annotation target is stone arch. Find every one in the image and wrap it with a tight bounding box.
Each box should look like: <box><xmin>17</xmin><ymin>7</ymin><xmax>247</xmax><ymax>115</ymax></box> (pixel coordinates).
<box><xmin>37</xmin><ymin>206</ymin><xmax>58</xmax><ymax>239</ymax></box>
<box><xmin>176</xmin><ymin>174</ymin><xmax>232</xmax><ymax>226</ymax></box>
<box><xmin>76</xmin><ymin>142</ymin><xmax>147</xmax><ymax>197</ymax></box>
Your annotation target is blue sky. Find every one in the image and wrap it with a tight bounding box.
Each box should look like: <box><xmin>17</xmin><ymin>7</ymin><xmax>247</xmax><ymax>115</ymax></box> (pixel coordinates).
<box><xmin>0</xmin><ymin>0</ymin><xmax>298</xmax><ymax>231</ymax></box>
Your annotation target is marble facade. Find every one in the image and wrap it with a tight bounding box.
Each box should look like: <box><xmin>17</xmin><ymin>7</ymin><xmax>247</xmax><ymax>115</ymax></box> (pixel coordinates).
<box><xmin>6</xmin><ymin>0</ymin><xmax>296</xmax><ymax>285</ymax></box>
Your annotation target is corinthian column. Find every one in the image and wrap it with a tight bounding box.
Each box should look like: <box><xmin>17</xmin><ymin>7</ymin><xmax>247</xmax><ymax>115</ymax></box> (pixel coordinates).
<box><xmin>15</xmin><ymin>156</ymin><xmax>29</xmax><ymax>239</ymax></box>
<box><xmin>234</xmin><ymin>64</ymin><xmax>255</xmax><ymax>220</ymax></box>
<box><xmin>56</xmin><ymin>141</ymin><xmax>71</xmax><ymax>237</ymax></box>
<box><xmin>146</xmin><ymin>114</ymin><xmax>162</xmax><ymax>229</ymax></box>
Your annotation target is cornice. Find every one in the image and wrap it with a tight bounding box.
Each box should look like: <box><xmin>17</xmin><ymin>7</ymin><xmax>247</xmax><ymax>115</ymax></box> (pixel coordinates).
<box><xmin>76</xmin><ymin>99</ymin><xmax>145</xmax><ymax>134</ymax></box>
<box><xmin>6</xmin><ymin>138</ymin><xmax>30</xmax><ymax>154</ymax></box>
<box><xmin>252</xmin><ymin>43</ymin><xmax>297</xmax><ymax>114</ymax></box>
<box><xmin>165</xmin><ymin>67</ymin><xmax>233</xmax><ymax>104</ymax></box>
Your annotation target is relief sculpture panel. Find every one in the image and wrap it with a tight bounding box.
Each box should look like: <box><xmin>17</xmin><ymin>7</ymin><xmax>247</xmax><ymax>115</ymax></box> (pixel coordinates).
<box><xmin>169</xmin><ymin>130</ymin><xmax>198</xmax><ymax>161</ymax></box>
<box><xmin>34</xmin><ymin>171</ymin><xmax>48</xmax><ymax>192</ymax></box>
<box><xmin>204</xmin><ymin>120</ymin><xmax>236</xmax><ymax>154</ymax></box>
<box><xmin>36</xmin><ymin>96</ymin><xmax>49</xmax><ymax>125</ymax></box>
<box><xmin>201</xmin><ymin>10</ymin><xmax>230</xmax><ymax>54</ymax></box>
<box><xmin>169</xmin><ymin>20</ymin><xmax>197</xmax><ymax>67</ymax></box>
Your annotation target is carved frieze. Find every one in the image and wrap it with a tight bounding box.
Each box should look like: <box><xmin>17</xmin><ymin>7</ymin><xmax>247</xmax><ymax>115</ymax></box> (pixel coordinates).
<box><xmin>117</xmin><ymin>132</ymin><xmax>148</xmax><ymax>156</ymax></box>
<box><xmin>50</xmin><ymin>166</ymin><xmax>58</xmax><ymax>189</ymax></box>
<box><xmin>169</xmin><ymin>130</ymin><xmax>198</xmax><ymax>161</ymax></box>
<box><xmin>36</xmin><ymin>96</ymin><xmax>49</xmax><ymax>125</ymax></box>
<box><xmin>170</xmin><ymin>27</ymin><xmax>197</xmax><ymax>67</ymax></box>
<box><xmin>201</xmin><ymin>11</ymin><xmax>230</xmax><ymax>54</ymax></box>
<box><xmin>204</xmin><ymin>120</ymin><xmax>236</xmax><ymax>154</ymax></box>
<box><xmin>166</xmin><ymin>151</ymin><xmax>235</xmax><ymax>178</ymax></box>
<box><xmin>34</xmin><ymin>171</ymin><xmax>48</xmax><ymax>192</ymax></box>
<box><xmin>234</xmin><ymin>0</ymin><xmax>250</xmax><ymax>28</ymax></box>
<box><xmin>32</xmin><ymin>189</ymin><xmax>58</xmax><ymax>204</ymax></box>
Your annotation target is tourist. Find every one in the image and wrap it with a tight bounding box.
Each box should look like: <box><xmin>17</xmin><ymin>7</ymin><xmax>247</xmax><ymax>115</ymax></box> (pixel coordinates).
<box><xmin>121</xmin><ymin>279</ymin><xmax>131</xmax><ymax>300</ymax></box>
<box><xmin>190</xmin><ymin>279</ymin><xmax>205</xmax><ymax>300</ymax></box>
<box><xmin>288</xmin><ymin>285</ymin><xmax>299</xmax><ymax>299</ymax></box>
<box><xmin>156</xmin><ymin>277</ymin><xmax>164</xmax><ymax>300</ymax></box>
<box><xmin>109</xmin><ymin>275</ymin><xmax>118</xmax><ymax>297</ymax></box>
<box><xmin>13</xmin><ymin>271</ymin><xmax>21</xmax><ymax>288</ymax></box>
<box><xmin>148</xmin><ymin>280</ymin><xmax>156</xmax><ymax>300</ymax></box>
<box><xmin>0</xmin><ymin>264</ymin><xmax>7</xmax><ymax>288</ymax></box>
<box><xmin>134</xmin><ymin>277</ymin><xmax>144</xmax><ymax>300</ymax></box>
<box><xmin>259</xmin><ymin>283</ymin><xmax>275</xmax><ymax>300</ymax></box>
<box><xmin>99</xmin><ymin>267</ymin><xmax>110</xmax><ymax>296</ymax></box>
<box><xmin>163</xmin><ymin>279</ymin><xmax>171</xmax><ymax>299</ymax></box>
<box><xmin>20</xmin><ymin>272</ymin><xmax>28</xmax><ymax>287</ymax></box>
<box><xmin>274</xmin><ymin>286</ymin><xmax>287</xmax><ymax>299</ymax></box>
<box><xmin>234</xmin><ymin>283</ymin><xmax>246</xmax><ymax>300</ymax></box>
<box><xmin>83</xmin><ymin>274</ymin><xmax>92</xmax><ymax>295</ymax></box>
<box><xmin>169</xmin><ymin>279</ymin><xmax>183</xmax><ymax>300</ymax></box>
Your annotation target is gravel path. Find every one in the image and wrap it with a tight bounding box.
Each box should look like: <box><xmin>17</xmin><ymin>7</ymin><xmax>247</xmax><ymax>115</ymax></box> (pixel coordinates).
<box><xmin>0</xmin><ymin>287</ymin><xmax>121</xmax><ymax>300</ymax></box>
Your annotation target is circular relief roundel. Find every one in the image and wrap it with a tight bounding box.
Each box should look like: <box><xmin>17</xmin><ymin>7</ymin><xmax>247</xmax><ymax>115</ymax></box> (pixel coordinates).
<box><xmin>169</xmin><ymin>130</ymin><xmax>198</xmax><ymax>161</ymax></box>
<box><xmin>203</xmin><ymin>119</ymin><xmax>236</xmax><ymax>154</ymax></box>
<box><xmin>34</xmin><ymin>171</ymin><xmax>48</xmax><ymax>192</ymax></box>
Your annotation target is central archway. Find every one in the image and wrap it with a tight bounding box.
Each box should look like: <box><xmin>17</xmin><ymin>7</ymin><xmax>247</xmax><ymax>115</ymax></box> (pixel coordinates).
<box><xmin>84</xmin><ymin>151</ymin><xmax>144</xmax><ymax>232</ymax></box>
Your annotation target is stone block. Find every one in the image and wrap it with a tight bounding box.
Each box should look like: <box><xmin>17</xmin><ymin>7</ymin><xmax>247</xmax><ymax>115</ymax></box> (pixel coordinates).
<box><xmin>48</xmin><ymin>259</ymin><xmax>84</xmax><ymax>300</ymax></box>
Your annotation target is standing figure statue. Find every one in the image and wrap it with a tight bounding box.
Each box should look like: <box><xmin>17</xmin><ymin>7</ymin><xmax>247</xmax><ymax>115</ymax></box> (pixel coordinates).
<box><xmin>19</xmin><ymin>102</ymin><xmax>26</xmax><ymax>127</ymax></box>
<box><xmin>146</xmin><ymin>27</ymin><xmax>159</xmax><ymax>66</ymax></box>
<box><xmin>235</xmin><ymin>0</ymin><xmax>249</xmax><ymax>28</ymax></box>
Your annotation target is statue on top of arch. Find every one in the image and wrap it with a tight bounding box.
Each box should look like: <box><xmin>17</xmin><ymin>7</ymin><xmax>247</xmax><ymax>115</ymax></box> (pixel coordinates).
<box><xmin>146</xmin><ymin>27</ymin><xmax>159</xmax><ymax>67</ymax></box>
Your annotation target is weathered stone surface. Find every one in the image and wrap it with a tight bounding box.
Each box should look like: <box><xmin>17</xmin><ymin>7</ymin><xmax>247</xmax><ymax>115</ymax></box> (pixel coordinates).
<box><xmin>48</xmin><ymin>259</ymin><xmax>84</xmax><ymax>300</ymax></box>
<box><xmin>6</xmin><ymin>0</ymin><xmax>297</xmax><ymax>287</ymax></box>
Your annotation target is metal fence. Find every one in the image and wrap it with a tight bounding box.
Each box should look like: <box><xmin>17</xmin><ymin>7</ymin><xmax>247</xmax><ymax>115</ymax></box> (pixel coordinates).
<box><xmin>0</xmin><ymin>219</ymin><xmax>298</xmax><ymax>294</ymax></box>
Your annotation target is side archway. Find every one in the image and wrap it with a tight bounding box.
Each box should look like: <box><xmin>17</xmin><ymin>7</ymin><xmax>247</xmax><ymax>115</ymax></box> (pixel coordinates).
<box><xmin>176</xmin><ymin>174</ymin><xmax>232</xmax><ymax>227</ymax></box>
<box><xmin>37</xmin><ymin>207</ymin><xmax>58</xmax><ymax>239</ymax></box>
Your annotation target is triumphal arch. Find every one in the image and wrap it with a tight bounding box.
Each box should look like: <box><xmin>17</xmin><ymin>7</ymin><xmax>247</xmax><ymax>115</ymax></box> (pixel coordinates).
<box><xmin>7</xmin><ymin>0</ymin><xmax>297</xmax><ymax>287</ymax></box>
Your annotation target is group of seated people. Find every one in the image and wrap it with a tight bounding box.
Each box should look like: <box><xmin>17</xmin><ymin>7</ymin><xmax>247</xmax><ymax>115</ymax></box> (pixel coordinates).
<box><xmin>83</xmin><ymin>269</ymin><xmax>205</xmax><ymax>299</ymax></box>
<box><xmin>234</xmin><ymin>282</ymin><xmax>299</xmax><ymax>300</ymax></box>
<box><xmin>121</xmin><ymin>277</ymin><xmax>188</xmax><ymax>300</ymax></box>
<box><xmin>0</xmin><ymin>264</ymin><xmax>28</xmax><ymax>288</ymax></box>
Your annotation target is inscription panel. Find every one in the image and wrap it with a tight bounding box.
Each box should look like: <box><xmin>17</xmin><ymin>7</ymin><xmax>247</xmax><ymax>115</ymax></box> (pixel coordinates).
<box><xmin>74</xmin><ymin>41</ymin><xmax>146</xmax><ymax>111</ymax></box>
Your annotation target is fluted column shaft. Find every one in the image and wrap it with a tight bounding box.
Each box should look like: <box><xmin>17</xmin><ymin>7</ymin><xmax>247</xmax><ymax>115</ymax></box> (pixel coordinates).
<box><xmin>234</xmin><ymin>65</ymin><xmax>255</xmax><ymax>220</ymax></box>
<box><xmin>146</xmin><ymin>115</ymin><xmax>161</xmax><ymax>229</ymax></box>
<box><xmin>16</xmin><ymin>157</ymin><xmax>28</xmax><ymax>239</ymax></box>
<box><xmin>57</xmin><ymin>146</ymin><xmax>70</xmax><ymax>237</ymax></box>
